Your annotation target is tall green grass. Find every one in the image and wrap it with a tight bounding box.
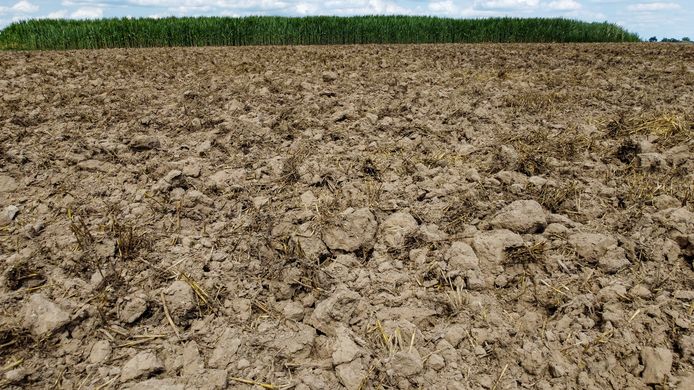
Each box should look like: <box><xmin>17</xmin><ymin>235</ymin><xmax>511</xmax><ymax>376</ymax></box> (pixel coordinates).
<box><xmin>0</xmin><ymin>16</ymin><xmax>640</xmax><ymax>50</ymax></box>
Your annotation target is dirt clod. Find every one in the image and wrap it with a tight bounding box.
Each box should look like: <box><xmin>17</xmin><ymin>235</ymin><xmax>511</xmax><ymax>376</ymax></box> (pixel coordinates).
<box><xmin>322</xmin><ymin>208</ymin><xmax>378</xmax><ymax>253</ymax></box>
<box><xmin>120</xmin><ymin>350</ymin><xmax>164</xmax><ymax>382</ymax></box>
<box><xmin>322</xmin><ymin>71</ymin><xmax>338</xmax><ymax>82</ymax></box>
<box><xmin>88</xmin><ymin>340</ymin><xmax>112</xmax><ymax>364</ymax></box>
<box><xmin>125</xmin><ymin>379</ymin><xmax>183</xmax><ymax>390</ymax></box>
<box><xmin>21</xmin><ymin>294</ymin><xmax>71</xmax><ymax>337</ymax></box>
<box><xmin>130</xmin><ymin>135</ymin><xmax>161</xmax><ymax>151</ymax></box>
<box><xmin>471</xmin><ymin>229</ymin><xmax>524</xmax><ymax>264</ymax></box>
<box><xmin>446</xmin><ymin>241</ymin><xmax>480</xmax><ymax>271</ymax></box>
<box><xmin>1</xmin><ymin>205</ymin><xmax>19</xmax><ymax>224</ymax></box>
<box><xmin>119</xmin><ymin>294</ymin><xmax>149</xmax><ymax>324</ymax></box>
<box><xmin>388</xmin><ymin>349</ymin><xmax>424</xmax><ymax>377</ymax></box>
<box><xmin>4</xmin><ymin>368</ymin><xmax>27</xmax><ymax>384</ymax></box>
<box><xmin>309</xmin><ymin>288</ymin><xmax>361</xmax><ymax>336</ymax></box>
<box><xmin>489</xmin><ymin>199</ymin><xmax>547</xmax><ymax>233</ymax></box>
<box><xmin>163</xmin><ymin>281</ymin><xmax>196</xmax><ymax>324</ymax></box>
<box><xmin>0</xmin><ymin>175</ymin><xmax>18</xmax><ymax>192</ymax></box>
<box><xmin>641</xmin><ymin>347</ymin><xmax>673</xmax><ymax>384</ymax></box>
<box><xmin>208</xmin><ymin>328</ymin><xmax>241</xmax><ymax>369</ymax></box>
<box><xmin>568</xmin><ymin>232</ymin><xmax>618</xmax><ymax>260</ymax></box>
<box><xmin>335</xmin><ymin>358</ymin><xmax>366</xmax><ymax>390</ymax></box>
<box><xmin>332</xmin><ymin>326</ymin><xmax>364</xmax><ymax>365</ymax></box>
<box><xmin>380</xmin><ymin>211</ymin><xmax>418</xmax><ymax>248</ymax></box>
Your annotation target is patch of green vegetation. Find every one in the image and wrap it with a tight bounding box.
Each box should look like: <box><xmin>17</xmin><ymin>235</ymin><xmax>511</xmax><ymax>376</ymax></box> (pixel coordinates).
<box><xmin>0</xmin><ymin>16</ymin><xmax>640</xmax><ymax>50</ymax></box>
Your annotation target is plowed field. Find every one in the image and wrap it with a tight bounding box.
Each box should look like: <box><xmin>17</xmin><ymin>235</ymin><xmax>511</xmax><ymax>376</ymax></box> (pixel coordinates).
<box><xmin>1</xmin><ymin>44</ymin><xmax>693</xmax><ymax>389</ymax></box>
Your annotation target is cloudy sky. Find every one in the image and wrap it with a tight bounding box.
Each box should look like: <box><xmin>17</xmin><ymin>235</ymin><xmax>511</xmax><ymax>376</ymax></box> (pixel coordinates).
<box><xmin>0</xmin><ymin>0</ymin><xmax>691</xmax><ymax>40</ymax></box>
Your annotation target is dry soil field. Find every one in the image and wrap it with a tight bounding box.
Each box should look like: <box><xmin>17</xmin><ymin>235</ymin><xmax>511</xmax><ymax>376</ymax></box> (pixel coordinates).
<box><xmin>1</xmin><ymin>44</ymin><xmax>693</xmax><ymax>389</ymax></box>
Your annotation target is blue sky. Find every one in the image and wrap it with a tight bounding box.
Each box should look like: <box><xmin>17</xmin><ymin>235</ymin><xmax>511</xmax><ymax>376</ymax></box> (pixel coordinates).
<box><xmin>0</xmin><ymin>1</ymin><xmax>691</xmax><ymax>39</ymax></box>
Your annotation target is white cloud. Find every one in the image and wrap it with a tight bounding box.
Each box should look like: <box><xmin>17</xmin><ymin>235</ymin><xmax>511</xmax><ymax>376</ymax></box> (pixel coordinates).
<box><xmin>71</xmin><ymin>7</ymin><xmax>104</xmax><ymax>18</ymax></box>
<box><xmin>169</xmin><ymin>6</ymin><xmax>213</xmax><ymax>15</ymax></box>
<box><xmin>12</xmin><ymin>1</ymin><xmax>39</xmax><ymax>13</ymax></box>
<box><xmin>47</xmin><ymin>10</ymin><xmax>69</xmax><ymax>18</ymax></box>
<box><xmin>314</xmin><ymin>0</ymin><xmax>410</xmax><ymax>15</ymax></box>
<box><xmin>101</xmin><ymin>0</ymin><xmax>405</xmax><ymax>15</ymax></box>
<box><xmin>294</xmin><ymin>2</ymin><xmax>318</xmax><ymax>14</ymax></box>
<box><xmin>627</xmin><ymin>2</ymin><xmax>680</xmax><ymax>11</ymax></box>
<box><xmin>475</xmin><ymin>0</ymin><xmax>540</xmax><ymax>9</ymax></box>
<box><xmin>127</xmin><ymin>0</ymin><xmax>206</xmax><ymax>5</ymax></box>
<box><xmin>128</xmin><ymin>0</ymin><xmax>288</xmax><ymax>8</ymax></box>
<box><xmin>429</xmin><ymin>0</ymin><xmax>456</xmax><ymax>13</ymax></box>
<box><xmin>565</xmin><ymin>9</ymin><xmax>606</xmax><ymax>21</ymax></box>
<box><xmin>61</xmin><ymin>1</ymin><xmax>124</xmax><ymax>5</ymax></box>
<box><xmin>426</xmin><ymin>1</ymin><xmax>503</xmax><ymax>17</ymax></box>
<box><xmin>127</xmin><ymin>0</ymin><xmax>296</xmax><ymax>15</ymax></box>
<box><xmin>546</xmin><ymin>0</ymin><xmax>582</xmax><ymax>10</ymax></box>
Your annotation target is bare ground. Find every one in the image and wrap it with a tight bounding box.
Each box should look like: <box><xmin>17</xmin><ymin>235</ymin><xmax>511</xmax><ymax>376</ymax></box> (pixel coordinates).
<box><xmin>1</xmin><ymin>43</ymin><xmax>693</xmax><ymax>389</ymax></box>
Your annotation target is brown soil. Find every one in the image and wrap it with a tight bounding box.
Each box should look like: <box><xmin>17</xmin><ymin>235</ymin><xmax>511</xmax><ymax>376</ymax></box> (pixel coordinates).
<box><xmin>1</xmin><ymin>43</ymin><xmax>693</xmax><ymax>389</ymax></box>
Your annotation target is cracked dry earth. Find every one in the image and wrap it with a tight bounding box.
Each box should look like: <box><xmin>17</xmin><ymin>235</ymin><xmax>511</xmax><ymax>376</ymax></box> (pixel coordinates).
<box><xmin>1</xmin><ymin>43</ymin><xmax>693</xmax><ymax>390</ymax></box>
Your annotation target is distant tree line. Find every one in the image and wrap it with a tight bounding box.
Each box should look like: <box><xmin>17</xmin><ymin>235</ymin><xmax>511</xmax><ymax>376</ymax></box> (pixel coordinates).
<box><xmin>648</xmin><ymin>36</ymin><xmax>692</xmax><ymax>43</ymax></box>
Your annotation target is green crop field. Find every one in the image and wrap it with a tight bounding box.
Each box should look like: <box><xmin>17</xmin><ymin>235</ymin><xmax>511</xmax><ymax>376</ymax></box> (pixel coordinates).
<box><xmin>0</xmin><ymin>16</ymin><xmax>640</xmax><ymax>50</ymax></box>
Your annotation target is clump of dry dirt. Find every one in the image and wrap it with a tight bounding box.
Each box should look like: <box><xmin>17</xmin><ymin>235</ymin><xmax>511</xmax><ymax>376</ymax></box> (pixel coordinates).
<box><xmin>1</xmin><ymin>43</ymin><xmax>693</xmax><ymax>389</ymax></box>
